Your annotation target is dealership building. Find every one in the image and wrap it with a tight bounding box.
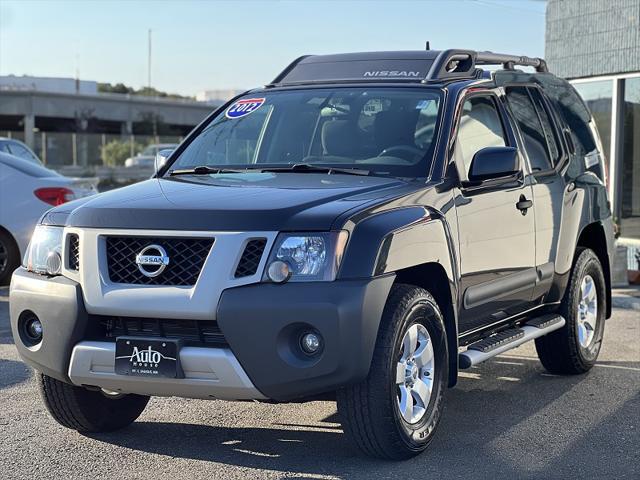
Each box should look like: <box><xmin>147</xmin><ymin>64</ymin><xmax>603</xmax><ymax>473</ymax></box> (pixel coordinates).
<box><xmin>546</xmin><ymin>0</ymin><xmax>640</xmax><ymax>243</ymax></box>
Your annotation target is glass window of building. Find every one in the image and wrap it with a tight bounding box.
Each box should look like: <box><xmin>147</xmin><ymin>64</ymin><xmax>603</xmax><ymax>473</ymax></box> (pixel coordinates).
<box><xmin>573</xmin><ymin>80</ymin><xmax>613</xmax><ymax>165</ymax></box>
<box><xmin>622</xmin><ymin>77</ymin><xmax>640</xmax><ymax>239</ymax></box>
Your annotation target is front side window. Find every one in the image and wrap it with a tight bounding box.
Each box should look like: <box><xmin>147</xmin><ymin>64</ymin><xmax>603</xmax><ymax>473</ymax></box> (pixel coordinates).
<box><xmin>168</xmin><ymin>88</ymin><xmax>442</xmax><ymax>178</ymax></box>
<box><xmin>455</xmin><ymin>95</ymin><xmax>507</xmax><ymax>178</ymax></box>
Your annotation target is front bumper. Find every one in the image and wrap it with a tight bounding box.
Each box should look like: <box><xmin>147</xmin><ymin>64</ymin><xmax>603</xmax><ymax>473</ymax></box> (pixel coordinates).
<box><xmin>68</xmin><ymin>342</ymin><xmax>265</xmax><ymax>400</ymax></box>
<box><xmin>10</xmin><ymin>268</ymin><xmax>395</xmax><ymax>401</ymax></box>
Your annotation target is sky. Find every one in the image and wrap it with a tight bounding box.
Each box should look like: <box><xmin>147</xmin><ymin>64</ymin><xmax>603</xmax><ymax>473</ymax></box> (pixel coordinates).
<box><xmin>0</xmin><ymin>0</ymin><xmax>546</xmax><ymax>96</ymax></box>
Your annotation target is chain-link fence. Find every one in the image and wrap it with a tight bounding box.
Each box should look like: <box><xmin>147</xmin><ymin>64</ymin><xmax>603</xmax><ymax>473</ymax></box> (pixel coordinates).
<box><xmin>0</xmin><ymin>131</ymin><xmax>183</xmax><ymax>168</ymax></box>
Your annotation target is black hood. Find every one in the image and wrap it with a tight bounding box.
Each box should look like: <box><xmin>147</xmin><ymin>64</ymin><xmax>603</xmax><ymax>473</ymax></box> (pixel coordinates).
<box><xmin>43</xmin><ymin>172</ymin><xmax>419</xmax><ymax>231</ymax></box>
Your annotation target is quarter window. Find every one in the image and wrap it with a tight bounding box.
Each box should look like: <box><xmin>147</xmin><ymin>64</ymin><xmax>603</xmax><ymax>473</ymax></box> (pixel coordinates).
<box><xmin>455</xmin><ymin>95</ymin><xmax>507</xmax><ymax>177</ymax></box>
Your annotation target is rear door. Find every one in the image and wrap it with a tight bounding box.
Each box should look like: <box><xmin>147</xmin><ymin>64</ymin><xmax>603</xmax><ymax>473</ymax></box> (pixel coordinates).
<box><xmin>452</xmin><ymin>91</ymin><xmax>536</xmax><ymax>334</ymax></box>
<box><xmin>504</xmin><ymin>85</ymin><xmax>567</xmax><ymax>301</ymax></box>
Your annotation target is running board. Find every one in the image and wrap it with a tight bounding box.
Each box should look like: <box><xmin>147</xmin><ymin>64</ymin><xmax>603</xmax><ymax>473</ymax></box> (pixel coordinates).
<box><xmin>459</xmin><ymin>314</ymin><xmax>565</xmax><ymax>369</ymax></box>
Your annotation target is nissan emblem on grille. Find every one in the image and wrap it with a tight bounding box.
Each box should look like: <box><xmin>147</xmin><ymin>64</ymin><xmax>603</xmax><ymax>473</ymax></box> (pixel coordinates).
<box><xmin>135</xmin><ymin>244</ymin><xmax>170</xmax><ymax>277</ymax></box>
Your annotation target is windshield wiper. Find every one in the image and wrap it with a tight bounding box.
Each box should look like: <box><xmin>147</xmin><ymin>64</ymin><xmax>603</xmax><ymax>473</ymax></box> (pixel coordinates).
<box><xmin>170</xmin><ymin>163</ymin><xmax>373</xmax><ymax>177</ymax></box>
<box><xmin>169</xmin><ymin>166</ymin><xmax>248</xmax><ymax>176</ymax></box>
<box><xmin>259</xmin><ymin>164</ymin><xmax>372</xmax><ymax>176</ymax></box>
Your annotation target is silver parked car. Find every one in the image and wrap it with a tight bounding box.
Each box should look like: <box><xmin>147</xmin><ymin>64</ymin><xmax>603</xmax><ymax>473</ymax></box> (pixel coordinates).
<box><xmin>124</xmin><ymin>143</ymin><xmax>178</xmax><ymax>168</ymax></box>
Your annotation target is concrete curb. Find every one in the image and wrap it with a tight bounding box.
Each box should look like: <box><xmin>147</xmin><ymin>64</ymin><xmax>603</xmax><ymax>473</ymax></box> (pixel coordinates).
<box><xmin>612</xmin><ymin>287</ymin><xmax>640</xmax><ymax>311</ymax></box>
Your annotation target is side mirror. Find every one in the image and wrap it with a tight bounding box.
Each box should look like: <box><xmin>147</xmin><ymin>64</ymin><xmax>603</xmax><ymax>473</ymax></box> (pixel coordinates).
<box><xmin>155</xmin><ymin>149</ymin><xmax>174</xmax><ymax>174</ymax></box>
<box><xmin>467</xmin><ymin>146</ymin><xmax>520</xmax><ymax>183</ymax></box>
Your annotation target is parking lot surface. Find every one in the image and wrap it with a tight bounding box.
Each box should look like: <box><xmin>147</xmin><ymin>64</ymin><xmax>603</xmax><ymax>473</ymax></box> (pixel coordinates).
<box><xmin>0</xmin><ymin>286</ymin><xmax>638</xmax><ymax>479</ymax></box>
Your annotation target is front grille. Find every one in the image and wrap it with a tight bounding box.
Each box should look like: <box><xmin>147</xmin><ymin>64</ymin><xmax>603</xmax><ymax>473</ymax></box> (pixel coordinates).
<box><xmin>93</xmin><ymin>315</ymin><xmax>228</xmax><ymax>347</ymax></box>
<box><xmin>106</xmin><ymin>236</ymin><xmax>214</xmax><ymax>286</ymax></box>
<box><xmin>234</xmin><ymin>238</ymin><xmax>267</xmax><ymax>278</ymax></box>
<box><xmin>68</xmin><ymin>234</ymin><xmax>80</xmax><ymax>271</ymax></box>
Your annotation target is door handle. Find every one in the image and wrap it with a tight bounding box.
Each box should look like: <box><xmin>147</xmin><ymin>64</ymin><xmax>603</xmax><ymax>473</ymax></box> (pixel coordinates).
<box><xmin>516</xmin><ymin>195</ymin><xmax>533</xmax><ymax>215</ymax></box>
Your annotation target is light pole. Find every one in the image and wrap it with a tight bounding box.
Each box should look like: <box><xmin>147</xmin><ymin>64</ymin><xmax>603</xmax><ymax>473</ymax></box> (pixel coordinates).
<box><xmin>147</xmin><ymin>28</ymin><xmax>152</xmax><ymax>93</ymax></box>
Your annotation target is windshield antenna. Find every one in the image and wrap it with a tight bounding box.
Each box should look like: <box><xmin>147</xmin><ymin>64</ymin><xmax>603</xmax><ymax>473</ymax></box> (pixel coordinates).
<box><xmin>425</xmin><ymin>41</ymin><xmax>430</xmax><ymax>51</ymax></box>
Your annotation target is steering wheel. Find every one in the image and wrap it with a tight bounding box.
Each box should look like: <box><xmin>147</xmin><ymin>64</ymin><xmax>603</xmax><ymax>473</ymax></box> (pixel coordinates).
<box><xmin>377</xmin><ymin>145</ymin><xmax>424</xmax><ymax>161</ymax></box>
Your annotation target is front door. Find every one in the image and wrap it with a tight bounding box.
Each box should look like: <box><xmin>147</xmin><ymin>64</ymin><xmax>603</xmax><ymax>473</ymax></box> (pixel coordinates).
<box><xmin>452</xmin><ymin>92</ymin><xmax>536</xmax><ymax>334</ymax></box>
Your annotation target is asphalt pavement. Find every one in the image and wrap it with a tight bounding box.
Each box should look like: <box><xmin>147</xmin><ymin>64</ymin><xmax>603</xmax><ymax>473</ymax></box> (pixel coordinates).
<box><xmin>0</xmin><ymin>285</ymin><xmax>638</xmax><ymax>480</ymax></box>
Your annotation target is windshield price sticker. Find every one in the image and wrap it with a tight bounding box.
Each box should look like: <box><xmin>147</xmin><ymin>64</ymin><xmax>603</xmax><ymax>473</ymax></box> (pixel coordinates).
<box><xmin>226</xmin><ymin>98</ymin><xmax>266</xmax><ymax>119</ymax></box>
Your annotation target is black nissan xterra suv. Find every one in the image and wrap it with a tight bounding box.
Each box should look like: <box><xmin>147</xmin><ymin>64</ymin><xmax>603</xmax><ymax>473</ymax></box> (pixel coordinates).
<box><xmin>10</xmin><ymin>49</ymin><xmax>614</xmax><ymax>460</ymax></box>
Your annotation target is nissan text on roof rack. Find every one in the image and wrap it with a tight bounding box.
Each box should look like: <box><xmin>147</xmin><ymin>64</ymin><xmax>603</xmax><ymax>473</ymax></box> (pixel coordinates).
<box><xmin>10</xmin><ymin>48</ymin><xmax>613</xmax><ymax>460</ymax></box>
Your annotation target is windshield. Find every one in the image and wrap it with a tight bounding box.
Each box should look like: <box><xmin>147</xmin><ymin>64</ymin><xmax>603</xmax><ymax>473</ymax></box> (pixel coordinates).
<box><xmin>167</xmin><ymin>87</ymin><xmax>442</xmax><ymax>178</ymax></box>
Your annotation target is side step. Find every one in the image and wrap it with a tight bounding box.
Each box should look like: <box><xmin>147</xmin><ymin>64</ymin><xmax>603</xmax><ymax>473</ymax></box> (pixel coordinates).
<box><xmin>459</xmin><ymin>314</ymin><xmax>565</xmax><ymax>369</ymax></box>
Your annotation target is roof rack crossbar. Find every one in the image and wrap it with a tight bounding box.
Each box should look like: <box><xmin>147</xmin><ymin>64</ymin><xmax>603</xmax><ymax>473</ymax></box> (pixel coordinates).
<box><xmin>475</xmin><ymin>51</ymin><xmax>548</xmax><ymax>73</ymax></box>
<box><xmin>425</xmin><ymin>49</ymin><xmax>548</xmax><ymax>81</ymax></box>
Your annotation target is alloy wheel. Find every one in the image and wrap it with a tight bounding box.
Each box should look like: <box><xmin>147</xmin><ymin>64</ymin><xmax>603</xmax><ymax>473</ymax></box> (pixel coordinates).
<box><xmin>577</xmin><ymin>274</ymin><xmax>598</xmax><ymax>349</ymax></box>
<box><xmin>395</xmin><ymin>323</ymin><xmax>435</xmax><ymax>424</ymax></box>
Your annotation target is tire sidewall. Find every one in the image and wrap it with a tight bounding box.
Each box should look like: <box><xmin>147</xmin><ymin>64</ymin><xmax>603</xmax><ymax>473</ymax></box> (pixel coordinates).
<box><xmin>389</xmin><ymin>295</ymin><xmax>448</xmax><ymax>451</ymax></box>
<box><xmin>0</xmin><ymin>232</ymin><xmax>19</xmax><ymax>285</ymax></box>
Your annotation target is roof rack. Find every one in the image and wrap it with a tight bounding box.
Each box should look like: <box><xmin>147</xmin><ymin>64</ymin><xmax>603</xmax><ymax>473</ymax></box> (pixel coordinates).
<box><xmin>268</xmin><ymin>49</ymin><xmax>549</xmax><ymax>87</ymax></box>
<box><xmin>426</xmin><ymin>49</ymin><xmax>548</xmax><ymax>82</ymax></box>
<box><xmin>475</xmin><ymin>51</ymin><xmax>548</xmax><ymax>73</ymax></box>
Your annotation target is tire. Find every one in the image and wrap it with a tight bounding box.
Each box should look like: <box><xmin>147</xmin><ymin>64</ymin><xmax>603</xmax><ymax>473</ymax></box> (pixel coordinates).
<box><xmin>535</xmin><ymin>248</ymin><xmax>606</xmax><ymax>374</ymax></box>
<box><xmin>0</xmin><ymin>230</ymin><xmax>20</xmax><ymax>286</ymax></box>
<box><xmin>337</xmin><ymin>284</ymin><xmax>448</xmax><ymax>460</ymax></box>
<box><xmin>37</xmin><ymin>373</ymin><xmax>150</xmax><ymax>433</ymax></box>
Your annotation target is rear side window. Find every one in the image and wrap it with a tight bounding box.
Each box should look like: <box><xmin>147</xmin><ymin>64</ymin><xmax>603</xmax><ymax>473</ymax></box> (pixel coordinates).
<box><xmin>7</xmin><ymin>141</ymin><xmax>39</xmax><ymax>163</ymax></box>
<box><xmin>506</xmin><ymin>86</ymin><xmax>554</xmax><ymax>172</ymax></box>
<box><xmin>528</xmin><ymin>88</ymin><xmax>561</xmax><ymax>165</ymax></box>
<box><xmin>455</xmin><ymin>95</ymin><xmax>507</xmax><ymax>177</ymax></box>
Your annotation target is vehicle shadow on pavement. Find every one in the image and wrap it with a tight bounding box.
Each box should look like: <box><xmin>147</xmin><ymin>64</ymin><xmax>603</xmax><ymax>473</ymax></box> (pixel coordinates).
<box><xmin>0</xmin><ymin>359</ymin><xmax>31</xmax><ymax>390</ymax></box>
<box><xmin>83</xmin><ymin>357</ymin><xmax>640</xmax><ymax>479</ymax></box>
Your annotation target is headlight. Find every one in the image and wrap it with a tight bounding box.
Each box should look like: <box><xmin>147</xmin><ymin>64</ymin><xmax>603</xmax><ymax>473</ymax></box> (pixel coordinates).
<box><xmin>23</xmin><ymin>225</ymin><xmax>64</xmax><ymax>276</ymax></box>
<box><xmin>264</xmin><ymin>231</ymin><xmax>349</xmax><ymax>283</ymax></box>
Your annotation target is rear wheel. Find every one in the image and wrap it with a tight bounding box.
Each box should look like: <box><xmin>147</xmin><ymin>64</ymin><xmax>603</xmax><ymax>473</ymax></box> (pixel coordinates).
<box><xmin>0</xmin><ymin>230</ymin><xmax>20</xmax><ymax>285</ymax></box>
<box><xmin>37</xmin><ymin>373</ymin><xmax>149</xmax><ymax>433</ymax></box>
<box><xmin>337</xmin><ymin>284</ymin><xmax>448</xmax><ymax>460</ymax></box>
<box><xmin>535</xmin><ymin>248</ymin><xmax>606</xmax><ymax>374</ymax></box>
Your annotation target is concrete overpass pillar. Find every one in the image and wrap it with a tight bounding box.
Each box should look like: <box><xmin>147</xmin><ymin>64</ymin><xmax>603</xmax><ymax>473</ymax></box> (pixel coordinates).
<box><xmin>121</xmin><ymin>120</ymin><xmax>132</xmax><ymax>136</ymax></box>
<box><xmin>23</xmin><ymin>114</ymin><xmax>35</xmax><ymax>149</ymax></box>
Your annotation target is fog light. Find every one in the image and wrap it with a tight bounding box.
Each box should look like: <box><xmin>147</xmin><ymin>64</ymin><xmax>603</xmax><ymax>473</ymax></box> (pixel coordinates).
<box><xmin>46</xmin><ymin>250</ymin><xmax>62</xmax><ymax>275</ymax></box>
<box><xmin>267</xmin><ymin>260</ymin><xmax>292</xmax><ymax>283</ymax></box>
<box><xmin>300</xmin><ymin>332</ymin><xmax>322</xmax><ymax>354</ymax></box>
<box><xmin>25</xmin><ymin>318</ymin><xmax>43</xmax><ymax>341</ymax></box>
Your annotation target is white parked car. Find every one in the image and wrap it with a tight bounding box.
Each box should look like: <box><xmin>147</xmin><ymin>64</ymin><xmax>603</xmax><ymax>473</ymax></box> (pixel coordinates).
<box><xmin>0</xmin><ymin>152</ymin><xmax>97</xmax><ymax>284</ymax></box>
<box><xmin>124</xmin><ymin>143</ymin><xmax>177</xmax><ymax>168</ymax></box>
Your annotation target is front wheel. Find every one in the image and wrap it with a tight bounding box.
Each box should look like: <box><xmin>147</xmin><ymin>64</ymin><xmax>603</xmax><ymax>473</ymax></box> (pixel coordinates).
<box><xmin>337</xmin><ymin>284</ymin><xmax>448</xmax><ymax>460</ymax></box>
<box><xmin>37</xmin><ymin>373</ymin><xmax>149</xmax><ymax>433</ymax></box>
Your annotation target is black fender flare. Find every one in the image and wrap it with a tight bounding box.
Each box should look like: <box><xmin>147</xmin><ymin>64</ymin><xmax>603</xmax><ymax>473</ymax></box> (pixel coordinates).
<box><xmin>338</xmin><ymin>206</ymin><xmax>460</xmax><ymax>385</ymax></box>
